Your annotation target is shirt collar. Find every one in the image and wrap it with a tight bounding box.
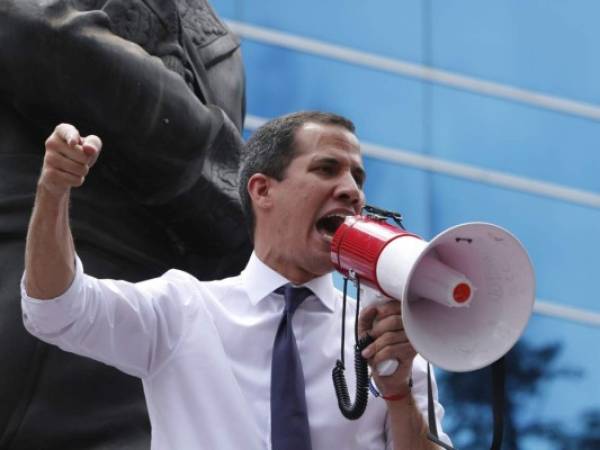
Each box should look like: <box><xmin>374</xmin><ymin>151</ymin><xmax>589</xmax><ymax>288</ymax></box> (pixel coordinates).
<box><xmin>241</xmin><ymin>252</ymin><xmax>336</xmax><ymax>312</ymax></box>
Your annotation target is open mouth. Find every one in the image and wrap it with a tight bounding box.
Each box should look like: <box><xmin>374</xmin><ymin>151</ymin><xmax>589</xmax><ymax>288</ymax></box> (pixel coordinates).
<box><xmin>315</xmin><ymin>214</ymin><xmax>348</xmax><ymax>242</ymax></box>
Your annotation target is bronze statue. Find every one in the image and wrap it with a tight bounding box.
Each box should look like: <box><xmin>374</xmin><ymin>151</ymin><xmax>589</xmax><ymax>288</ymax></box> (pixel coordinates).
<box><xmin>0</xmin><ymin>1</ymin><xmax>251</xmax><ymax>448</ymax></box>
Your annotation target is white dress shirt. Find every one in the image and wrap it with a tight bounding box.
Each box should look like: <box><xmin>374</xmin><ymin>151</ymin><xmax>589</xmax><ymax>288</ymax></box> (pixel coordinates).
<box><xmin>21</xmin><ymin>252</ymin><xmax>450</xmax><ymax>449</ymax></box>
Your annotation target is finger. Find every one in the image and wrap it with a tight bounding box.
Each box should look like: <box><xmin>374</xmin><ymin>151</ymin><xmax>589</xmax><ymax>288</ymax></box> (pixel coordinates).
<box><xmin>44</xmin><ymin>151</ymin><xmax>89</xmax><ymax>179</ymax></box>
<box><xmin>46</xmin><ymin>136</ymin><xmax>89</xmax><ymax>165</ymax></box>
<box><xmin>358</xmin><ymin>305</ymin><xmax>379</xmax><ymax>336</ymax></box>
<box><xmin>41</xmin><ymin>166</ymin><xmax>86</xmax><ymax>191</ymax></box>
<box><xmin>362</xmin><ymin>330</ymin><xmax>409</xmax><ymax>358</ymax></box>
<box><xmin>46</xmin><ymin>144</ymin><xmax>89</xmax><ymax>168</ymax></box>
<box><xmin>370</xmin><ymin>342</ymin><xmax>417</xmax><ymax>366</ymax></box>
<box><xmin>369</xmin><ymin>314</ymin><xmax>405</xmax><ymax>339</ymax></box>
<box><xmin>81</xmin><ymin>135</ymin><xmax>102</xmax><ymax>167</ymax></box>
<box><xmin>373</xmin><ymin>300</ymin><xmax>402</xmax><ymax>320</ymax></box>
<box><xmin>51</xmin><ymin>124</ymin><xmax>100</xmax><ymax>166</ymax></box>
<box><xmin>374</xmin><ymin>330</ymin><xmax>411</xmax><ymax>349</ymax></box>
<box><xmin>54</xmin><ymin>123</ymin><xmax>82</xmax><ymax>147</ymax></box>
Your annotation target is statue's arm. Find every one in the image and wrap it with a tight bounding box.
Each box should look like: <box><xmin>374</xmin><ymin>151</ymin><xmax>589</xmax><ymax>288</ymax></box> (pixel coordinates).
<box><xmin>0</xmin><ymin>0</ymin><xmax>230</xmax><ymax>201</ymax></box>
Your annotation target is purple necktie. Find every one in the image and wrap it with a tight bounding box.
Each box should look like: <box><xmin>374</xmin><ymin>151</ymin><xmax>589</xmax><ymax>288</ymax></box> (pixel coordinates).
<box><xmin>271</xmin><ymin>284</ymin><xmax>313</xmax><ymax>450</ymax></box>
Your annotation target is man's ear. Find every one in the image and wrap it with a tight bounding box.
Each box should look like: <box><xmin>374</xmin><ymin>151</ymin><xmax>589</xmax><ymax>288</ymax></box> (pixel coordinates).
<box><xmin>247</xmin><ymin>173</ymin><xmax>273</xmax><ymax>211</ymax></box>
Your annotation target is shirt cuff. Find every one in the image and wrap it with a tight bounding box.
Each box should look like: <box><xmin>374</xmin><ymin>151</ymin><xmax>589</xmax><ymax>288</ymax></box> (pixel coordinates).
<box><xmin>21</xmin><ymin>255</ymin><xmax>86</xmax><ymax>335</ymax></box>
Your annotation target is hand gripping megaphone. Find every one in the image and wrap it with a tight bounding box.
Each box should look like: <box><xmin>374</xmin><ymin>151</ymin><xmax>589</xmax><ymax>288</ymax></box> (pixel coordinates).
<box><xmin>330</xmin><ymin>209</ymin><xmax>536</xmax><ymax>373</ymax></box>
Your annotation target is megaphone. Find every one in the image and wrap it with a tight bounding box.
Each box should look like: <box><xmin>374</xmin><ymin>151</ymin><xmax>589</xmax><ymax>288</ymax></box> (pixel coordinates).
<box><xmin>330</xmin><ymin>213</ymin><xmax>535</xmax><ymax>373</ymax></box>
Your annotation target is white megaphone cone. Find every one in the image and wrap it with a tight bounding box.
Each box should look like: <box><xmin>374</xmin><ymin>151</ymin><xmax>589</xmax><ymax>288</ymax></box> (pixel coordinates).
<box><xmin>330</xmin><ymin>215</ymin><xmax>535</xmax><ymax>373</ymax></box>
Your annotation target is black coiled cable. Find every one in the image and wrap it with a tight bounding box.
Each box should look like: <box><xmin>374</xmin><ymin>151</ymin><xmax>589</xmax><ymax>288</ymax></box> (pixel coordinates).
<box><xmin>332</xmin><ymin>334</ymin><xmax>373</xmax><ymax>420</ymax></box>
<box><xmin>332</xmin><ymin>276</ymin><xmax>373</xmax><ymax>420</ymax></box>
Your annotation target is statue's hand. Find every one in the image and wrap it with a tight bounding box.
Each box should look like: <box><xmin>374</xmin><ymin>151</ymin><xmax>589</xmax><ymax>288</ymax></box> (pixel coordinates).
<box><xmin>40</xmin><ymin>124</ymin><xmax>102</xmax><ymax>197</ymax></box>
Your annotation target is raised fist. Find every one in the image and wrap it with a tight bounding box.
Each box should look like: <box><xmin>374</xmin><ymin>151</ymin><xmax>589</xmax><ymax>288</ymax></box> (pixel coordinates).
<box><xmin>40</xmin><ymin>123</ymin><xmax>102</xmax><ymax>196</ymax></box>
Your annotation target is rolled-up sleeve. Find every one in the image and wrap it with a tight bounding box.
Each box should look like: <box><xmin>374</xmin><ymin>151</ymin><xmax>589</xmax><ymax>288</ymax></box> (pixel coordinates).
<box><xmin>21</xmin><ymin>256</ymin><xmax>87</xmax><ymax>337</ymax></box>
<box><xmin>21</xmin><ymin>256</ymin><xmax>198</xmax><ymax>379</ymax></box>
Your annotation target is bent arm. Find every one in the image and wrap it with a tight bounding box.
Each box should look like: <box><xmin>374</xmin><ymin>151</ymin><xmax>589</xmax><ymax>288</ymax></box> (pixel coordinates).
<box><xmin>23</xmin><ymin>126</ymin><xmax>193</xmax><ymax>376</ymax></box>
<box><xmin>25</xmin><ymin>125</ymin><xmax>100</xmax><ymax>298</ymax></box>
<box><xmin>360</xmin><ymin>302</ymin><xmax>447</xmax><ymax>449</ymax></box>
<box><xmin>23</xmin><ymin>253</ymin><xmax>197</xmax><ymax>378</ymax></box>
<box><xmin>386</xmin><ymin>387</ymin><xmax>442</xmax><ymax>450</ymax></box>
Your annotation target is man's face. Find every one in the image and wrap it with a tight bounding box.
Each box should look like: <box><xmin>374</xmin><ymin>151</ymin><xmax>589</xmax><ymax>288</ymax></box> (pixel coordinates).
<box><xmin>259</xmin><ymin>122</ymin><xmax>366</xmax><ymax>282</ymax></box>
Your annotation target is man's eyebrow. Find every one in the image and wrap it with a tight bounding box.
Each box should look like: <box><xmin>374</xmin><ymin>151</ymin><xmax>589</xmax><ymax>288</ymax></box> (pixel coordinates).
<box><xmin>312</xmin><ymin>155</ymin><xmax>366</xmax><ymax>183</ymax></box>
<box><xmin>313</xmin><ymin>156</ymin><xmax>339</xmax><ymax>164</ymax></box>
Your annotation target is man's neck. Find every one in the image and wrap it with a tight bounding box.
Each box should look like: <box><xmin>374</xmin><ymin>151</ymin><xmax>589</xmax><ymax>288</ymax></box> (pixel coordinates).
<box><xmin>253</xmin><ymin>247</ymin><xmax>319</xmax><ymax>285</ymax></box>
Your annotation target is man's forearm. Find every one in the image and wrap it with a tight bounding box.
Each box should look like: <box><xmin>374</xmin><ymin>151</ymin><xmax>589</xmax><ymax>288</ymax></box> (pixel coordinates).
<box><xmin>24</xmin><ymin>124</ymin><xmax>101</xmax><ymax>299</ymax></box>
<box><xmin>24</xmin><ymin>186</ymin><xmax>75</xmax><ymax>299</ymax></box>
<box><xmin>388</xmin><ymin>396</ymin><xmax>441</xmax><ymax>450</ymax></box>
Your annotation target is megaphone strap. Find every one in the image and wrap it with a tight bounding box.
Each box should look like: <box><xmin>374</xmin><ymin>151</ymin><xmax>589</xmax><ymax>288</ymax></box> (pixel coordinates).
<box><xmin>426</xmin><ymin>362</ymin><xmax>455</xmax><ymax>449</ymax></box>
<box><xmin>424</xmin><ymin>358</ymin><xmax>506</xmax><ymax>450</ymax></box>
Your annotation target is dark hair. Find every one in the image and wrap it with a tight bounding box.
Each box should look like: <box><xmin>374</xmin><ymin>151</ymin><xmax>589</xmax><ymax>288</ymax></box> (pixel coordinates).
<box><xmin>238</xmin><ymin>111</ymin><xmax>356</xmax><ymax>239</ymax></box>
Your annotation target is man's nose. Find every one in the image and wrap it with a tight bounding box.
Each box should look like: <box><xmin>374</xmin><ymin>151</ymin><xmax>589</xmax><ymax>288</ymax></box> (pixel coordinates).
<box><xmin>335</xmin><ymin>173</ymin><xmax>364</xmax><ymax>206</ymax></box>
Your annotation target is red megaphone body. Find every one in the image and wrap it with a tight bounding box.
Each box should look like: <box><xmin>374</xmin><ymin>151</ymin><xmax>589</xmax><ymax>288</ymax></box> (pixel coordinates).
<box><xmin>330</xmin><ymin>215</ymin><xmax>535</xmax><ymax>373</ymax></box>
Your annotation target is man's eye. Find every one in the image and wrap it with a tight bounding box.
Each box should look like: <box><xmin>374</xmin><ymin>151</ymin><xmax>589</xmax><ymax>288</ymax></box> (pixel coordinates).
<box><xmin>317</xmin><ymin>166</ymin><xmax>335</xmax><ymax>175</ymax></box>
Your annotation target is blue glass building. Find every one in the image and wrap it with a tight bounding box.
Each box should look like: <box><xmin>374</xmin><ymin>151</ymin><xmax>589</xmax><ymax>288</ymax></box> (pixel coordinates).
<box><xmin>213</xmin><ymin>1</ymin><xmax>600</xmax><ymax>448</ymax></box>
